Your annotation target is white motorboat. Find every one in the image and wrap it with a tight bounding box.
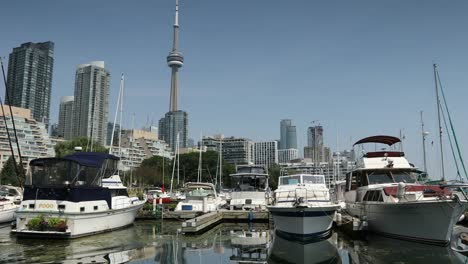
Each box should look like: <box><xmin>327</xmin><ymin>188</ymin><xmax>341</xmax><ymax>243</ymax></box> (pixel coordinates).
<box><xmin>344</xmin><ymin>135</ymin><xmax>468</xmax><ymax>245</ymax></box>
<box><xmin>0</xmin><ymin>185</ymin><xmax>23</xmax><ymax>204</ymax></box>
<box><xmin>267</xmin><ymin>174</ymin><xmax>339</xmax><ymax>240</ymax></box>
<box><xmin>229</xmin><ymin>165</ymin><xmax>270</xmax><ymax>210</ymax></box>
<box><xmin>12</xmin><ymin>152</ymin><xmax>146</xmax><ymax>238</ymax></box>
<box><xmin>175</xmin><ymin>182</ymin><xmax>226</xmax><ymax>212</ymax></box>
<box><xmin>0</xmin><ymin>187</ymin><xmax>19</xmax><ymax>224</ymax></box>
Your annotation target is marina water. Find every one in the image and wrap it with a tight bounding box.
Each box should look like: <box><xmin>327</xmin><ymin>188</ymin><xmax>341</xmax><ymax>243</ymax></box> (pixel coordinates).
<box><xmin>1</xmin><ymin>221</ymin><xmax>467</xmax><ymax>263</ymax></box>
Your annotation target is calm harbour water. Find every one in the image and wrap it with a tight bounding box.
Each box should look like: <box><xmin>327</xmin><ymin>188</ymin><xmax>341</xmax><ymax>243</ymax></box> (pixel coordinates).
<box><xmin>0</xmin><ymin>221</ymin><xmax>467</xmax><ymax>264</ymax></box>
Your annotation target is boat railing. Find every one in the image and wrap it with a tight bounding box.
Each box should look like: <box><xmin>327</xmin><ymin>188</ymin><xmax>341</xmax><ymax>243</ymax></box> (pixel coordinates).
<box><xmin>274</xmin><ymin>188</ymin><xmax>330</xmax><ymax>203</ymax></box>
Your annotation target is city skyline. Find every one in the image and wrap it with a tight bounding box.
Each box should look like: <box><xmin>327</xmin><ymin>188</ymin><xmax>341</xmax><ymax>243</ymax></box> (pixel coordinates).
<box><xmin>1</xmin><ymin>1</ymin><xmax>468</xmax><ymax>179</ymax></box>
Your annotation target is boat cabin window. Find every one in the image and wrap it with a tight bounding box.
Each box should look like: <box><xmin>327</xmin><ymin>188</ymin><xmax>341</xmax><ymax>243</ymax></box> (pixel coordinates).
<box><xmin>30</xmin><ymin>159</ymin><xmax>104</xmax><ymax>187</ymax></box>
<box><xmin>346</xmin><ymin>171</ymin><xmax>368</xmax><ymax>191</ymax></box>
<box><xmin>110</xmin><ymin>189</ymin><xmax>129</xmax><ymax>197</ymax></box>
<box><xmin>363</xmin><ymin>190</ymin><xmax>383</xmax><ymax>202</ymax></box>
<box><xmin>367</xmin><ymin>172</ymin><xmax>393</xmax><ymax>184</ymax></box>
<box><xmin>280</xmin><ymin>175</ymin><xmax>301</xmax><ymax>185</ymax></box>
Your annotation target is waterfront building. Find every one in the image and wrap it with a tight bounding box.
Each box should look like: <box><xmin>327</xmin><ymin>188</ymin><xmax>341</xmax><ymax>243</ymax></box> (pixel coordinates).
<box><xmin>254</xmin><ymin>141</ymin><xmax>278</xmax><ymax>168</ymax></box>
<box><xmin>305</xmin><ymin>125</ymin><xmax>331</xmax><ymax>163</ymax></box>
<box><xmin>72</xmin><ymin>61</ymin><xmax>110</xmax><ymax>145</ymax></box>
<box><xmin>0</xmin><ymin>106</ymin><xmax>54</xmax><ymax>170</ymax></box>
<box><xmin>279</xmin><ymin>119</ymin><xmax>297</xmax><ymax>149</ymax></box>
<box><xmin>202</xmin><ymin>136</ymin><xmax>254</xmax><ymax>165</ymax></box>
<box><xmin>159</xmin><ymin>0</ymin><xmax>189</xmax><ymax>151</ymax></box>
<box><xmin>6</xmin><ymin>41</ymin><xmax>54</xmax><ymax>125</ymax></box>
<box><xmin>158</xmin><ymin>111</ymin><xmax>188</xmax><ymax>151</ymax></box>
<box><xmin>57</xmin><ymin>96</ymin><xmax>74</xmax><ymax>139</ymax></box>
<box><xmin>111</xmin><ymin>129</ymin><xmax>172</xmax><ymax>170</ymax></box>
<box><xmin>107</xmin><ymin>122</ymin><xmax>121</xmax><ymax>146</ymax></box>
<box><xmin>278</xmin><ymin>148</ymin><xmax>299</xmax><ymax>164</ymax></box>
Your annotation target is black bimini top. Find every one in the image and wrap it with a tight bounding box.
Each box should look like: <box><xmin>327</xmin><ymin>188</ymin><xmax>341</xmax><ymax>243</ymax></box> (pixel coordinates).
<box><xmin>353</xmin><ymin>135</ymin><xmax>401</xmax><ymax>146</ymax></box>
<box><xmin>30</xmin><ymin>152</ymin><xmax>119</xmax><ymax>168</ymax></box>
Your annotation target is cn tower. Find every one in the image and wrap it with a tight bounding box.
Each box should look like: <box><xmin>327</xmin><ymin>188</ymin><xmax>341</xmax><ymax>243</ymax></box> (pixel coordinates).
<box><xmin>167</xmin><ymin>0</ymin><xmax>184</xmax><ymax>112</ymax></box>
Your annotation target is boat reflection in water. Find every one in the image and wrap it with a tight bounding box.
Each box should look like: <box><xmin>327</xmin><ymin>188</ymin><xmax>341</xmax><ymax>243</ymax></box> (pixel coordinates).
<box><xmin>343</xmin><ymin>233</ymin><xmax>468</xmax><ymax>264</ymax></box>
<box><xmin>268</xmin><ymin>231</ymin><xmax>341</xmax><ymax>264</ymax></box>
<box><xmin>229</xmin><ymin>225</ymin><xmax>271</xmax><ymax>263</ymax></box>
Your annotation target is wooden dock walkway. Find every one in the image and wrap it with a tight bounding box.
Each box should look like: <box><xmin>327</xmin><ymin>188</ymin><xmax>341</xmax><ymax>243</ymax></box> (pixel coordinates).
<box><xmin>181</xmin><ymin>210</ymin><xmax>270</xmax><ymax>234</ymax></box>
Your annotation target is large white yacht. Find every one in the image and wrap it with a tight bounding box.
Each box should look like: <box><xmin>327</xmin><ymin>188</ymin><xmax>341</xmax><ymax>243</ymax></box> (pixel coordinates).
<box><xmin>267</xmin><ymin>174</ymin><xmax>340</xmax><ymax>240</ymax></box>
<box><xmin>345</xmin><ymin>135</ymin><xmax>468</xmax><ymax>245</ymax></box>
<box><xmin>12</xmin><ymin>152</ymin><xmax>145</xmax><ymax>238</ymax></box>
<box><xmin>174</xmin><ymin>182</ymin><xmax>226</xmax><ymax>212</ymax></box>
<box><xmin>229</xmin><ymin>165</ymin><xmax>270</xmax><ymax>210</ymax></box>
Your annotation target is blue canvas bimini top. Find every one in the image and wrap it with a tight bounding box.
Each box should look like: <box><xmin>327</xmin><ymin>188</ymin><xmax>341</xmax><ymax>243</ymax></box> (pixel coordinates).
<box><xmin>30</xmin><ymin>152</ymin><xmax>119</xmax><ymax>168</ymax></box>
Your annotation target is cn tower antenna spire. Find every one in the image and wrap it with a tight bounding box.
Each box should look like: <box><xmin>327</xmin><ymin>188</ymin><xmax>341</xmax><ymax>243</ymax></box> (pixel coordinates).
<box><xmin>167</xmin><ymin>0</ymin><xmax>184</xmax><ymax>112</ymax></box>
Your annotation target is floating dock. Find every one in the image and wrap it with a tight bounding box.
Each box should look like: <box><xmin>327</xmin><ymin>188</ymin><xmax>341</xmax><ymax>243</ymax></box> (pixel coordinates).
<box><xmin>181</xmin><ymin>210</ymin><xmax>270</xmax><ymax>234</ymax></box>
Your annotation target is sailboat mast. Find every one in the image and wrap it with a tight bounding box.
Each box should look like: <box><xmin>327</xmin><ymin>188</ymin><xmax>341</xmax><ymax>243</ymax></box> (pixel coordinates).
<box><xmin>197</xmin><ymin>132</ymin><xmax>203</xmax><ymax>183</ymax></box>
<box><xmin>420</xmin><ymin>111</ymin><xmax>428</xmax><ymax>173</ymax></box>
<box><xmin>219</xmin><ymin>138</ymin><xmax>223</xmax><ymax>189</ymax></box>
<box><xmin>433</xmin><ymin>64</ymin><xmax>445</xmax><ymax>181</ymax></box>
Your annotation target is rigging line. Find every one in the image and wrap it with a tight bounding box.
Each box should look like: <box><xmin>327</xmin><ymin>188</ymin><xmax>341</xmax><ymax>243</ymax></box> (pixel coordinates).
<box><xmin>440</xmin><ymin>105</ymin><xmax>462</xmax><ymax>181</ymax></box>
<box><xmin>437</xmin><ymin>70</ymin><xmax>468</xmax><ymax>180</ymax></box>
<box><xmin>0</xmin><ymin>57</ymin><xmax>23</xmax><ymax>187</ymax></box>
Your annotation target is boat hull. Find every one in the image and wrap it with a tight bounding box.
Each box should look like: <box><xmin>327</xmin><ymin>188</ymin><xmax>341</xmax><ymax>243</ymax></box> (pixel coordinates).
<box><xmin>267</xmin><ymin>204</ymin><xmax>338</xmax><ymax>241</ymax></box>
<box><xmin>346</xmin><ymin>200</ymin><xmax>468</xmax><ymax>245</ymax></box>
<box><xmin>0</xmin><ymin>206</ymin><xmax>17</xmax><ymax>224</ymax></box>
<box><xmin>13</xmin><ymin>201</ymin><xmax>145</xmax><ymax>238</ymax></box>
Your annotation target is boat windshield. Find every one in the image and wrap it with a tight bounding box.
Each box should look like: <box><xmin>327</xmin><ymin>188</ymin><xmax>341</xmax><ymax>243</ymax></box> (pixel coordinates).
<box><xmin>237</xmin><ymin>167</ymin><xmax>266</xmax><ymax>174</ymax></box>
<box><xmin>303</xmin><ymin>175</ymin><xmax>325</xmax><ymax>185</ymax></box>
<box><xmin>392</xmin><ymin>172</ymin><xmax>417</xmax><ymax>183</ymax></box>
<box><xmin>30</xmin><ymin>159</ymin><xmax>102</xmax><ymax>187</ymax></box>
<box><xmin>280</xmin><ymin>175</ymin><xmax>301</xmax><ymax>185</ymax></box>
<box><xmin>367</xmin><ymin>172</ymin><xmax>394</xmax><ymax>184</ymax></box>
<box><xmin>232</xmin><ymin>176</ymin><xmax>267</xmax><ymax>191</ymax></box>
<box><xmin>187</xmin><ymin>187</ymin><xmax>215</xmax><ymax>197</ymax></box>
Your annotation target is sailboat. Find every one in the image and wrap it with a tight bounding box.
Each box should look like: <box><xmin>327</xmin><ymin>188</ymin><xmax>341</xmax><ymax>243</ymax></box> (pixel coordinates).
<box><xmin>174</xmin><ymin>134</ymin><xmax>226</xmax><ymax>212</ymax></box>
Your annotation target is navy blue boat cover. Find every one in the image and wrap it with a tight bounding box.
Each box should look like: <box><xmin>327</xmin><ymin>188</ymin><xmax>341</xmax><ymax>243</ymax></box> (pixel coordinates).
<box><xmin>30</xmin><ymin>152</ymin><xmax>119</xmax><ymax>168</ymax></box>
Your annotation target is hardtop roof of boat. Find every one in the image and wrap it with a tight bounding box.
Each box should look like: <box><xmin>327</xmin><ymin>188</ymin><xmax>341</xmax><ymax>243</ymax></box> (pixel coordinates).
<box><xmin>30</xmin><ymin>152</ymin><xmax>119</xmax><ymax>168</ymax></box>
<box><xmin>353</xmin><ymin>135</ymin><xmax>401</xmax><ymax>146</ymax></box>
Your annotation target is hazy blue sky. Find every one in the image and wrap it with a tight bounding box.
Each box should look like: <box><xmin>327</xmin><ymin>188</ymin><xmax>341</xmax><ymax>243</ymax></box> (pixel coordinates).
<box><xmin>1</xmin><ymin>0</ymin><xmax>468</xmax><ymax>179</ymax></box>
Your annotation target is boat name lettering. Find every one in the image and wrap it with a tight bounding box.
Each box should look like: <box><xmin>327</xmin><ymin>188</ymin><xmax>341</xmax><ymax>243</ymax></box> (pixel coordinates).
<box><xmin>38</xmin><ymin>204</ymin><xmax>54</xmax><ymax>208</ymax></box>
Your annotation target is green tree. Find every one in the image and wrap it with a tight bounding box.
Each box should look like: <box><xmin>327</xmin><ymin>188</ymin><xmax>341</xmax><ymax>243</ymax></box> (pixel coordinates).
<box><xmin>268</xmin><ymin>163</ymin><xmax>282</xmax><ymax>190</ymax></box>
<box><xmin>134</xmin><ymin>151</ymin><xmax>236</xmax><ymax>189</ymax></box>
<box><xmin>0</xmin><ymin>156</ymin><xmax>21</xmax><ymax>186</ymax></box>
<box><xmin>54</xmin><ymin>137</ymin><xmax>108</xmax><ymax>158</ymax></box>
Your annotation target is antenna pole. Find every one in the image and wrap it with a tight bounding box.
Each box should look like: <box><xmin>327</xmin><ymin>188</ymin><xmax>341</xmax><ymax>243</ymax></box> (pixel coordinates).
<box><xmin>434</xmin><ymin>64</ymin><xmax>445</xmax><ymax>181</ymax></box>
<box><xmin>420</xmin><ymin>111</ymin><xmax>428</xmax><ymax>173</ymax></box>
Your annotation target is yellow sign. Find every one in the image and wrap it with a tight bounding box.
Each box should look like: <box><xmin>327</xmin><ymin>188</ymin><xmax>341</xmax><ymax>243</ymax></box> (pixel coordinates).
<box><xmin>38</xmin><ymin>204</ymin><xmax>54</xmax><ymax>209</ymax></box>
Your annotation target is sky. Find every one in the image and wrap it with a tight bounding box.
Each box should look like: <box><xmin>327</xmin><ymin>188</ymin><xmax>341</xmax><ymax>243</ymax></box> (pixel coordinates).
<box><xmin>1</xmin><ymin>0</ymin><xmax>468</xmax><ymax>180</ymax></box>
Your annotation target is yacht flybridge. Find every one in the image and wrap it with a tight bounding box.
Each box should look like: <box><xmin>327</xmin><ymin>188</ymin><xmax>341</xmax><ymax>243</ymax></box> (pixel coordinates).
<box><xmin>345</xmin><ymin>135</ymin><xmax>468</xmax><ymax>245</ymax></box>
<box><xmin>229</xmin><ymin>165</ymin><xmax>270</xmax><ymax>210</ymax></box>
<box><xmin>12</xmin><ymin>152</ymin><xmax>145</xmax><ymax>238</ymax></box>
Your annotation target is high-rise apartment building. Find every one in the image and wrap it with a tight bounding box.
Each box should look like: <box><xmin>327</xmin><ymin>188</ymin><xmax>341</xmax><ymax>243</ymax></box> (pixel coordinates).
<box><xmin>278</xmin><ymin>149</ymin><xmax>299</xmax><ymax>164</ymax></box>
<box><xmin>110</xmin><ymin>129</ymin><xmax>172</xmax><ymax>170</ymax></box>
<box><xmin>254</xmin><ymin>141</ymin><xmax>278</xmax><ymax>168</ymax></box>
<box><xmin>72</xmin><ymin>61</ymin><xmax>110</xmax><ymax>145</ymax></box>
<box><xmin>57</xmin><ymin>96</ymin><xmax>74</xmax><ymax>139</ymax></box>
<box><xmin>159</xmin><ymin>111</ymin><xmax>188</xmax><ymax>151</ymax></box>
<box><xmin>202</xmin><ymin>136</ymin><xmax>254</xmax><ymax>165</ymax></box>
<box><xmin>0</xmin><ymin>105</ymin><xmax>55</xmax><ymax>171</ymax></box>
<box><xmin>6</xmin><ymin>41</ymin><xmax>54</xmax><ymax>125</ymax></box>
<box><xmin>279</xmin><ymin>119</ymin><xmax>297</xmax><ymax>149</ymax></box>
<box><xmin>305</xmin><ymin>125</ymin><xmax>329</xmax><ymax>163</ymax></box>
